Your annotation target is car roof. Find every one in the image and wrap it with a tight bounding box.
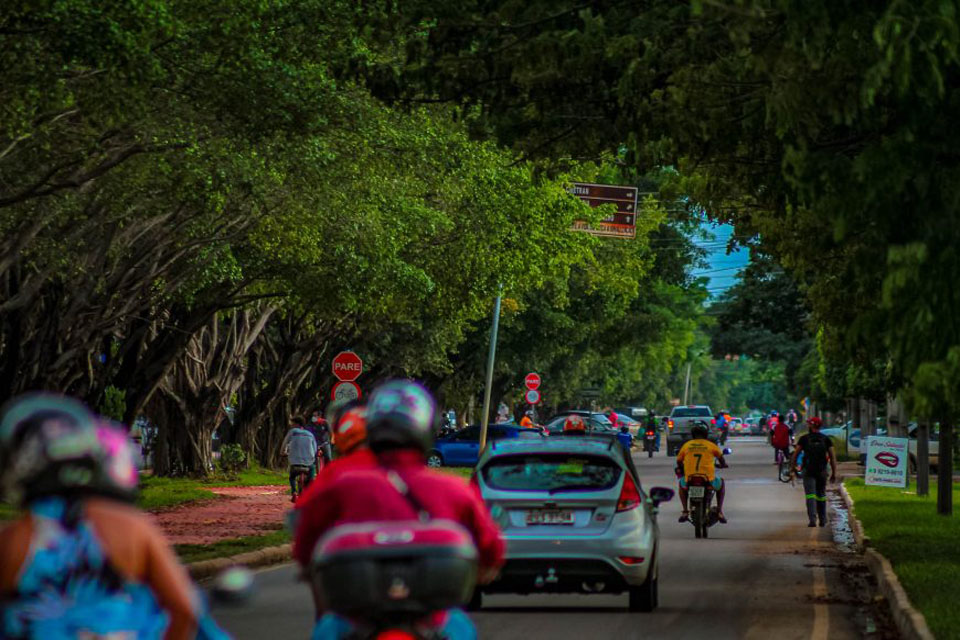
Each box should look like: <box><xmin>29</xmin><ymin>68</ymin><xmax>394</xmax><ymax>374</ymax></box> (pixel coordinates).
<box><xmin>481</xmin><ymin>434</ymin><xmax>621</xmax><ymax>460</ymax></box>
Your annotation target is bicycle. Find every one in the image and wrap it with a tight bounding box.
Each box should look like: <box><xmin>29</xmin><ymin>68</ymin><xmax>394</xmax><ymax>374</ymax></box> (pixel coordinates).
<box><xmin>291</xmin><ymin>464</ymin><xmax>311</xmax><ymax>501</ymax></box>
<box><xmin>775</xmin><ymin>447</ymin><xmax>793</xmax><ymax>483</ymax></box>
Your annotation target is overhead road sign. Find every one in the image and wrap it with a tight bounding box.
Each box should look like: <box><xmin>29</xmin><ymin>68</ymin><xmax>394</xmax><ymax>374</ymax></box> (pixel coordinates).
<box><xmin>569</xmin><ymin>182</ymin><xmax>640</xmax><ymax>238</ymax></box>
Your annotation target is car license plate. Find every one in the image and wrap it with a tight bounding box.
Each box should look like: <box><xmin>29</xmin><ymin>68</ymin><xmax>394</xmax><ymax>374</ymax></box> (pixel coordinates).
<box><xmin>688</xmin><ymin>486</ymin><xmax>706</xmax><ymax>499</ymax></box>
<box><xmin>526</xmin><ymin>509</ymin><xmax>574</xmax><ymax>525</ymax></box>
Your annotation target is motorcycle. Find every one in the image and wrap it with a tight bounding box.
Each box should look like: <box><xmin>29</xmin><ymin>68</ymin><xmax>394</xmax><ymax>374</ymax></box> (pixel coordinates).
<box><xmin>683</xmin><ymin>451</ymin><xmax>730</xmax><ymax>540</ymax></box>
<box><xmin>310</xmin><ymin>520</ymin><xmax>478</xmax><ymax>640</ymax></box>
<box><xmin>643</xmin><ymin>429</ymin><xmax>657</xmax><ymax>458</ymax></box>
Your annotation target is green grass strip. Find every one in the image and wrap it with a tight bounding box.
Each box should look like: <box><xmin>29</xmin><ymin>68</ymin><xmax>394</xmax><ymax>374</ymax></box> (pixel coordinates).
<box><xmin>845</xmin><ymin>477</ymin><xmax>960</xmax><ymax>639</ymax></box>
<box><xmin>175</xmin><ymin>528</ymin><xmax>291</xmax><ymax>564</ymax></box>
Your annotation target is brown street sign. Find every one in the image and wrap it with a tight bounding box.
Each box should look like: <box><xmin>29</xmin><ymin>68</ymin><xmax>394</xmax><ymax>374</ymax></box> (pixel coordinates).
<box><xmin>569</xmin><ymin>182</ymin><xmax>639</xmax><ymax>238</ymax></box>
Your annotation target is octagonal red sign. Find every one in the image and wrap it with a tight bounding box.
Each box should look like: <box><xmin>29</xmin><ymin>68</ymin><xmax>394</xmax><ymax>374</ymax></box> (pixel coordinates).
<box><xmin>332</xmin><ymin>351</ymin><xmax>363</xmax><ymax>382</ymax></box>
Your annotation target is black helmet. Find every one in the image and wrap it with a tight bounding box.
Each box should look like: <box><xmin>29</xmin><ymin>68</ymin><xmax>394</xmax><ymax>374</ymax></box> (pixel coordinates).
<box><xmin>691</xmin><ymin>423</ymin><xmax>709</xmax><ymax>440</ymax></box>
<box><xmin>365</xmin><ymin>380</ymin><xmax>437</xmax><ymax>454</ymax></box>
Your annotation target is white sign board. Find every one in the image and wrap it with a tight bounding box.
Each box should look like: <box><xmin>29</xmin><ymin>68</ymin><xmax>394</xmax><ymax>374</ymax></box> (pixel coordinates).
<box><xmin>864</xmin><ymin>436</ymin><xmax>909</xmax><ymax>487</ymax></box>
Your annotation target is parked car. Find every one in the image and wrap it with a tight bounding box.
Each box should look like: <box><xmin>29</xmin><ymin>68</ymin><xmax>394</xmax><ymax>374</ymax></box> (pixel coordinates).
<box><xmin>744</xmin><ymin>417</ymin><xmax>761</xmax><ymax>435</ymax></box>
<box><xmin>728</xmin><ymin>417</ymin><xmax>745</xmax><ymax>435</ymax></box>
<box><xmin>473</xmin><ymin>433</ymin><xmax>674</xmax><ymax>611</ymax></box>
<box><xmin>666</xmin><ymin>405</ymin><xmax>717</xmax><ymax>455</ymax></box>
<box><xmin>425</xmin><ymin>424</ymin><xmax>527</xmax><ymax>467</ymax></box>
<box><xmin>907</xmin><ymin>423</ymin><xmax>940</xmax><ymax>472</ymax></box>
<box><xmin>544</xmin><ymin>411</ymin><xmax>617</xmax><ymax>434</ymax></box>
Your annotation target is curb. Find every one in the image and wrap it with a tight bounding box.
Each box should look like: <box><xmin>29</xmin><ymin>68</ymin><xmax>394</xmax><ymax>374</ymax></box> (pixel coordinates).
<box><xmin>187</xmin><ymin>543</ymin><xmax>292</xmax><ymax>581</ymax></box>
<box><xmin>837</xmin><ymin>480</ymin><xmax>870</xmax><ymax>549</ymax></box>
<box><xmin>838</xmin><ymin>481</ymin><xmax>935</xmax><ymax>640</ymax></box>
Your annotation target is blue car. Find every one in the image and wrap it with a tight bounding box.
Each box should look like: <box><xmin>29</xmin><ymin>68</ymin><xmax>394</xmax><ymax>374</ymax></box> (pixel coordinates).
<box><xmin>426</xmin><ymin>424</ymin><xmax>528</xmax><ymax>468</ymax></box>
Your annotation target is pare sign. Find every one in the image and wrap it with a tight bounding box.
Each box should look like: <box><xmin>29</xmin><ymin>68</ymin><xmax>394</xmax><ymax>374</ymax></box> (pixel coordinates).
<box><xmin>864</xmin><ymin>436</ymin><xmax>908</xmax><ymax>488</ymax></box>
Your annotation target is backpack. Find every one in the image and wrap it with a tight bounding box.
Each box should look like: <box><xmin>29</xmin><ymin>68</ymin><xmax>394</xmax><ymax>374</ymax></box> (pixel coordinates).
<box><xmin>802</xmin><ymin>433</ymin><xmax>830</xmax><ymax>474</ymax></box>
<box><xmin>771</xmin><ymin>421</ymin><xmax>790</xmax><ymax>448</ymax></box>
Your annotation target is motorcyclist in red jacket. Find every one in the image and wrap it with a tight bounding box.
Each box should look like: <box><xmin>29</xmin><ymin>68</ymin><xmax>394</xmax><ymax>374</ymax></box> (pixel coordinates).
<box><xmin>293</xmin><ymin>380</ymin><xmax>505</xmax><ymax>638</ymax></box>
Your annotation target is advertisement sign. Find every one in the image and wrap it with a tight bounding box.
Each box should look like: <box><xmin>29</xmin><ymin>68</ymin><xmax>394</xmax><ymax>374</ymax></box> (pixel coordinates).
<box><xmin>864</xmin><ymin>436</ymin><xmax>909</xmax><ymax>488</ymax></box>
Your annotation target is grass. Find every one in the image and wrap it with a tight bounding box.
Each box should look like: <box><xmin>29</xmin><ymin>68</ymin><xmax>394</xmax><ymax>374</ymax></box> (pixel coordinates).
<box><xmin>137</xmin><ymin>465</ymin><xmax>287</xmax><ymax>511</ymax></box>
<box><xmin>845</xmin><ymin>477</ymin><xmax>960</xmax><ymax>639</ymax></box>
<box><xmin>175</xmin><ymin>528</ymin><xmax>291</xmax><ymax>564</ymax></box>
<box><xmin>441</xmin><ymin>466</ymin><xmax>475</xmax><ymax>480</ymax></box>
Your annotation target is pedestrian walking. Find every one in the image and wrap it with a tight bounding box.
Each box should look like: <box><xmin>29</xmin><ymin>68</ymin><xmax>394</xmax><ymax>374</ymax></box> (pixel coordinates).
<box><xmin>789</xmin><ymin>417</ymin><xmax>838</xmax><ymax>527</ymax></box>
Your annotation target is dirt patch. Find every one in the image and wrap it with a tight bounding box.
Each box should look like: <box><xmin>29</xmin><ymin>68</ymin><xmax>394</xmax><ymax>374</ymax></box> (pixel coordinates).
<box><xmin>151</xmin><ymin>485</ymin><xmax>291</xmax><ymax>545</ymax></box>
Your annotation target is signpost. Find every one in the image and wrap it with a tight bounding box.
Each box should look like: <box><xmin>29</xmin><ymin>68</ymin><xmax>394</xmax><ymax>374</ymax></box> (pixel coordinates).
<box><xmin>864</xmin><ymin>436</ymin><xmax>909</xmax><ymax>487</ymax></box>
<box><xmin>332</xmin><ymin>351</ymin><xmax>363</xmax><ymax>381</ymax></box>
<box><xmin>525</xmin><ymin>389</ymin><xmax>541</xmax><ymax>405</ymax></box>
<box><xmin>331</xmin><ymin>381</ymin><xmax>361</xmax><ymax>402</ymax></box>
<box><xmin>331</xmin><ymin>351</ymin><xmax>363</xmax><ymax>404</ymax></box>
<box><xmin>569</xmin><ymin>182</ymin><xmax>640</xmax><ymax>238</ymax></box>
<box><xmin>524</xmin><ymin>373</ymin><xmax>541</xmax><ymax>390</ymax></box>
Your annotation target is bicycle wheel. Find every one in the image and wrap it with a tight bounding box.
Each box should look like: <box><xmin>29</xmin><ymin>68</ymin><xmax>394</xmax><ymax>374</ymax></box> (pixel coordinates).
<box><xmin>778</xmin><ymin>460</ymin><xmax>792</xmax><ymax>483</ymax></box>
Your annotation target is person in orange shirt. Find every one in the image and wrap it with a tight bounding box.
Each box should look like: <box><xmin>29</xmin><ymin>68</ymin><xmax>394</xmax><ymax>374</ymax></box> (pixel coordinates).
<box><xmin>519</xmin><ymin>410</ymin><xmax>535</xmax><ymax>428</ymax></box>
<box><xmin>0</xmin><ymin>393</ymin><xmax>226</xmax><ymax>640</ymax></box>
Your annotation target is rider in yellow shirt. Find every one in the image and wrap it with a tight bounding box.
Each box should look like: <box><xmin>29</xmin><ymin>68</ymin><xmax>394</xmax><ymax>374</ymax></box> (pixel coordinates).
<box><xmin>676</xmin><ymin>423</ymin><xmax>728</xmax><ymax>524</ymax></box>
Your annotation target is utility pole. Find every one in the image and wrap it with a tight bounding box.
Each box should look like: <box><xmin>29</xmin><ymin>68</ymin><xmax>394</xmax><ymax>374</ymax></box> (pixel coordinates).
<box><xmin>479</xmin><ymin>288</ymin><xmax>503</xmax><ymax>451</ymax></box>
<box><xmin>682</xmin><ymin>362</ymin><xmax>692</xmax><ymax>405</ymax></box>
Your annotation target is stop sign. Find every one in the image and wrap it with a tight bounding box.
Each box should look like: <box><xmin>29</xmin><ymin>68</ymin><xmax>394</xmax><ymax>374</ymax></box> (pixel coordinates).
<box><xmin>332</xmin><ymin>351</ymin><xmax>363</xmax><ymax>382</ymax></box>
<box><xmin>524</xmin><ymin>373</ymin><xmax>541</xmax><ymax>390</ymax></box>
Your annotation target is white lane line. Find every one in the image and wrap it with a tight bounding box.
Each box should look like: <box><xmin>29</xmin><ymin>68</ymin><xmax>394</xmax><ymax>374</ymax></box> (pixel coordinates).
<box><xmin>811</xmin><ymin>527</ymin><xmax>829</xmax><ymax>639</ymax></box>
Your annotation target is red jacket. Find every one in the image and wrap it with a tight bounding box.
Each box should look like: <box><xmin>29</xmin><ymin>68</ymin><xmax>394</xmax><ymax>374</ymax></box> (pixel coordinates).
<box><xmin>293</xmin><ymin>450</ymin><xmax>505</xmax><ymax>572</ymax></box>
<box><xmin>295</xmin><ymin>447</ymin><xmax>378</xmax><ymax>508</ymax></box>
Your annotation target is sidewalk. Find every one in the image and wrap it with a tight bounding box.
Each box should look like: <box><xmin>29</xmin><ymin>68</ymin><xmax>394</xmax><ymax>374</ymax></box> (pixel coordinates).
<box><xmin>150</xmin><ymin>485</ymin><xmax>291</xmax><ymax>545</ymax></box>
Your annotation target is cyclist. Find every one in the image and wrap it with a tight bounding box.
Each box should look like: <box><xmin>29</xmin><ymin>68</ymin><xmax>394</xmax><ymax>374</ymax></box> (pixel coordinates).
<box><xmin>789</xmin><ymin>417</ymin><xmax>837</xmax><ymax>527</ymax></box>
<box><xmin>283</xmin><ymin>415</ymin><xmax>318</xmax><ymax>503</ymax></box>
<box><xmin>0</xmin><ymin>393</ymin><xmax>226</xmax><ymax>639</ymax></box>
<box><xmin>676</xmin><ymin>423</ymin><xmax>728</xmax><ymax>524</ymax></box>
<box><xmin>293</xmin><ymin>381</ymin><xmax>504</xmax><ymax>639</ymax></box>
<box><xmin>770</xmin><ymin>411</ymin><xmax>792</xmax><ymax>464</ymax></box>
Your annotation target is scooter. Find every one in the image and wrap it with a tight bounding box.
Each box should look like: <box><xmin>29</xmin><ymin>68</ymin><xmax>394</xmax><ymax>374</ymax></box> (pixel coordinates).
<box><xmin>644</xmin><ymin>429</ymin><xmax>657</xmax><ymax>458</ymax></box>
<box><xmin>310</xmin><ymin>520</ymin><xmax>478</xmax><ymax>640</ymax></box>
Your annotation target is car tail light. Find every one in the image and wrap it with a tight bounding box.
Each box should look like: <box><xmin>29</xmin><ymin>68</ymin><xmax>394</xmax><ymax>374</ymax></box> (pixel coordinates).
<box><xmin>618</xmin><ymin>556</ymin><xmax>645</xmax><ymax>565</ymax></box>
<box><xmin>376</xmin><ymin>632</ymin><xmax>417</xmax><ymax>640</ymax></box>
<box><xmin>616</xmin><ymin>474</ymin><xmax>642</xmax><ymax>512</ymax></box>
<box><xmin>711</xmin><ymin>418</ymin><xmax>716</xmax><ymax>425</ymax></box>
<box><xmin>668</xmin><ymin>420</ymin><xmax>674</xmax><ymax>430</ymax></box>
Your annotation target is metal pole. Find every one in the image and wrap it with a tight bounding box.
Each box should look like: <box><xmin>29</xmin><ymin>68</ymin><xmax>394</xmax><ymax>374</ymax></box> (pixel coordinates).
<box><xmin>479</xmin><ymin>288</ymin><xmax>503</xmax><ymax>451</ymax></box>
<box><xmin>682</xmin><ymin>362</ymin><xmax>692</xmax><ymax>405</ymax></box>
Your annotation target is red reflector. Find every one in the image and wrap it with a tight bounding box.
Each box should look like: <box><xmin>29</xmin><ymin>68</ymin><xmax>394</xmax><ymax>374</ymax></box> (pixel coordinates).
<box><xmin>616</xmin><ymin>474</ymin><xmax>642</xmax><ymax>512</ymax></box>
<box><xmin>618</xmin><ymin>556</ymin><xmax>645</xmax><ymax>565</ymax></box>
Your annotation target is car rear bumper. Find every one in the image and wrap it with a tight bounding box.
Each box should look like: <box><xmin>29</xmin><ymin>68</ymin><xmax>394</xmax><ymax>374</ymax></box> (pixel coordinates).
<box><xmin>483</xmin><ymin>557</ymin><xmax>643</xmax><ymax>594</ymax></box>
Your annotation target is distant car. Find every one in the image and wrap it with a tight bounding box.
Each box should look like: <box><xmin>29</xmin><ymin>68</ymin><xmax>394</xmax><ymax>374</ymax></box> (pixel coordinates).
<box><xmin>544</xmin><ymin>411</ymin><xmax>617</xmax><ymax>434</ymax></box>
<box><xmin>474</xmin><ymin>433</ymin><xmax>674</xmax><ymax>611</ymax></box>
<box><xmin>728</xmin><ymin>418</ymin><xmax>745</xmax><ymax>435</ymax></box>
<box><xmin>744</xmin><ymin>417</ymin><xmax>761</xmax><ymax>435</ymax></box>
<box><xmin>666</xmin><ymin>405</ymin><xmax>717</xmax><ymax>455</ymax></box>
<box><xmin>426</xmin><ymin>424</ymin><xmax>526</xmax><ymax>467</ymax></box>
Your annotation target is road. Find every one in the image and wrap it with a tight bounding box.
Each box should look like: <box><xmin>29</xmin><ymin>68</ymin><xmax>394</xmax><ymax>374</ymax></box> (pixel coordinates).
<box><xmin>210</xmin><ymin>438</ymin><xmax>890</xmax><ymax>639</ymax></box>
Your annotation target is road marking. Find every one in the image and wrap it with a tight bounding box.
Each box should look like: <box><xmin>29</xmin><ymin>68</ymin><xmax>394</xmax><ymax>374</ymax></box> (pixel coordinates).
<box><xmin>811</xmin><ymin>528</ymin><xmax>829</xmax><ymax>640</ymax></box>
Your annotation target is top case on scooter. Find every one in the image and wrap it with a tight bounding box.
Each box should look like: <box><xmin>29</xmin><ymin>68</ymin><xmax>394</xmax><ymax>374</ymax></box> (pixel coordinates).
<box><xmin>310</xmin><ymin>520</ymin><xmax>478</xmax><ymax>619</ymax></box>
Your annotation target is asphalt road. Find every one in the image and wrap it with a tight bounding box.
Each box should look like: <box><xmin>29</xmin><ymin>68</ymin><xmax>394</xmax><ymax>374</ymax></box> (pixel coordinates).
<box><xmin>210</xmin><ymin>438</ymin><xmax>888</xmax><ymax>640</ymax></box>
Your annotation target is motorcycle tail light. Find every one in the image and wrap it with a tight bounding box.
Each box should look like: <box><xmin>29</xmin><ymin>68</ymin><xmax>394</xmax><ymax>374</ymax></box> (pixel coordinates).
<box><xmin>618</xmin><ymin>556</ymin><xmax>645</xmax><ymax>565</ymax></box>
<box><xmin>376</xmin><ymin>632</ymin><xmax>417</xmax><ymax>640</ymax></box>
<box><xmin>616</xmin><ymin>474</ymin><xmax>642</xmax><ymax>512</ymax></box>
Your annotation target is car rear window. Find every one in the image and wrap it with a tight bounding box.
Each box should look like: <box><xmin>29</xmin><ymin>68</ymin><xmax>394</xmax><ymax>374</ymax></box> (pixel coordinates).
<box><xmin>482</xmin><ymin>454</ymin><xmax>622</xmax><ymax>492</ymax></box>
<box><xmin>671</xmin><ymin>407</ymin><xmax>712</xmax><ymax>418</ymax></box>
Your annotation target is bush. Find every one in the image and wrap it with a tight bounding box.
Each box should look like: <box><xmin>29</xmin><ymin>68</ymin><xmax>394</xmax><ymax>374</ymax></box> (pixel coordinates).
<box><xmin>218</xmin><ymin>444</ymin><xmax>247</xmax><ymax>477</ymax></box>
<box><xmin>99</xmin><ymin>386</ymin><xmax>126</xmax><ymax>422</ymax></box>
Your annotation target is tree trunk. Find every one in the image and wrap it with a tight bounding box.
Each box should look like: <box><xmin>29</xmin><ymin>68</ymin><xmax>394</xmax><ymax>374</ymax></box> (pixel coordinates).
<box><xmin>937</xmin><ymin>421</ymin><xmax>953</xmax><ymax>516</ymax></box>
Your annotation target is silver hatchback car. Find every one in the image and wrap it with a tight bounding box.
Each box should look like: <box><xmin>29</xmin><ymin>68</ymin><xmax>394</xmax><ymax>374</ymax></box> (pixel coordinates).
<box><xmin>474</xmin><ymin>434</ymin><xmax>674</xmax><ymax>611</ymax></box>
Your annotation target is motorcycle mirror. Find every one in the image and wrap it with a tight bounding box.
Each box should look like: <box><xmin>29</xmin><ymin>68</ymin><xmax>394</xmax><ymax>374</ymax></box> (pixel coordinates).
<box><xmin>723</xmin><ymin>448</ymin><xmax>733</xmax><ymax>455</ymax></box>
<box><xmin>210</xmin><ymin>566</ymin><xmax>255</xmax><ymax>605</ymax></box>
<box><xmin>648</xmin><ymin>486</ymin><xmax>675</xmax><ymax>506</ymax></box>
